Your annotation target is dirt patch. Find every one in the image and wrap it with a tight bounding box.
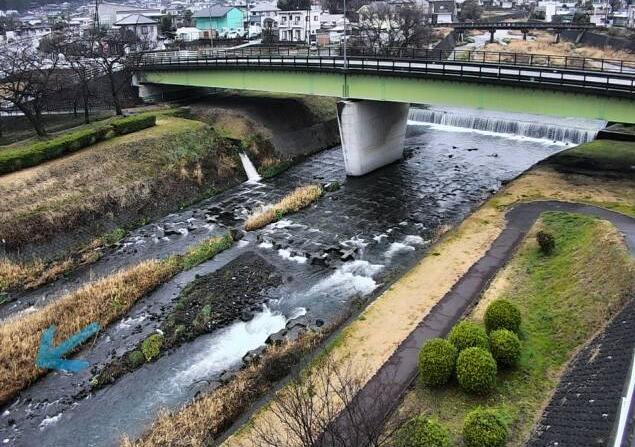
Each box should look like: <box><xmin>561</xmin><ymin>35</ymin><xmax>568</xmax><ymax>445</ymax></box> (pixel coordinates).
<box><xmin>94</xmin><ymin>252</ymin><xmax>282</xmax><ymax>389</ymax></box>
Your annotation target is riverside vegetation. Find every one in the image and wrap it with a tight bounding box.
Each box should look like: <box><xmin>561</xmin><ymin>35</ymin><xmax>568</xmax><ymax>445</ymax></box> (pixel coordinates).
<box><xmin>0</xmin><ymin>233</ymin><xmax>234</xmax><ymax>404</ymax></box>
<box><xmin>395</xmin><ymin>212</ymin><xmax>635</xmax><ymax>446</ymax></box>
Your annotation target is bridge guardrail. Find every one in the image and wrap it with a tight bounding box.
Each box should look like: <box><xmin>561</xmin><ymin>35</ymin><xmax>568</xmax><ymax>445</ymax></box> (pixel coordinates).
<box><xmin>139</xmin><ymin>50</ymin><xmax>635</xmax><ymax>96</ymax></box>
<box><xmin>140</xmin><ymin>47</ymin><xmax>635</xmax><ymax>76</ymax></box>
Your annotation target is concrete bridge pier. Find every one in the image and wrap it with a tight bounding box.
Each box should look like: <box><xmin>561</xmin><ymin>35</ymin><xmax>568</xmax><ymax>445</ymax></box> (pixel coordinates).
<box><xmin>336</xmin><ymin>100</ymin><xmax>410</xmax><ymax>176</ymax></box>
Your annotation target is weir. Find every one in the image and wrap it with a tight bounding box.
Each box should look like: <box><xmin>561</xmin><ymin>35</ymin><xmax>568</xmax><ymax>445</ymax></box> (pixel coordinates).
<box><xmin>409</xmin><ymin>107</ymin><xmax>606</xmax><ymax>144</ymax></box>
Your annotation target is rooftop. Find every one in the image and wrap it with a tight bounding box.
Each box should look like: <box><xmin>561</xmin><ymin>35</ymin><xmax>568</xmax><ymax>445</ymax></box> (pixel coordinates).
<box><xmin>193</xmin><ymin>6</ymin><xmax>235</xmax><ymax>17</ymax></box>
<box><xmin>114</xmin><ymin>13</ymin><xmax>159</xmax><ymax>25</ymax></box>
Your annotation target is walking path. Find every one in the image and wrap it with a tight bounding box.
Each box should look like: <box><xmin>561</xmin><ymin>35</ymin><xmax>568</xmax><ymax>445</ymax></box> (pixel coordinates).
<box><xmin>326</xmin><ymin>201</ymin><xmax>635</xmax><ymax>446</ymax></box>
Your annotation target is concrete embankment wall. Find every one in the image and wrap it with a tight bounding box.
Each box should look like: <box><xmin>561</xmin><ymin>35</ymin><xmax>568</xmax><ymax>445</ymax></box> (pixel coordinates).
<box><xmin>560</xmin><ymin>30</ymin><xmax>635</xmax><ymax>52</ymax></box>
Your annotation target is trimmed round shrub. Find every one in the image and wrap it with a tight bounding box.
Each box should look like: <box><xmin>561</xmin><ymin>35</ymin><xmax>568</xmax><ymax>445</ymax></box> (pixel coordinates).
<box><xmin>418</xmin><ymin>338</ymin><xmax>458</xmax><ymax>387</ymax></box>
<box><xmin>463</xmin><ymin>408</ymin><xmax>508</xmax><ymax>447</ymax></box>
<box><xmin>489</xmin><ymin>329</ymin><xmax>521</xmax><ymax>368</ymax></box>
<box><xmin>484</xmin><ymin>299</ymin><xmax>521</xmax><ymax>334</ymax></box>
<box><xmin>448</xmin><ymin>321</ymin><xmax>488</xmax><ymax>352</ymax></box>
<box><xmin>395</xmin><ymin>415</ymin><xmax>451</xmax><ymax>447</ymax></box>
<box><xmin>456</xmin><ymin>347</ymin><xmax>497</xmax><ymax>394</ymax></box>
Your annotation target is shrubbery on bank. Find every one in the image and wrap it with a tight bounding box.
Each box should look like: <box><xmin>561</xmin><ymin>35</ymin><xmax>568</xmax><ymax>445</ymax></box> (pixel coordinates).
<box><xmin>0</xmin><ymin>113</ymin><xmax>157</xmax><ymax>175</ymax></box>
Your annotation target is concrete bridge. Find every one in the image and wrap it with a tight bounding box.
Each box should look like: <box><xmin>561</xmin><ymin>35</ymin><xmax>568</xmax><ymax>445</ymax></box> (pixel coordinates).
<box><xmin>136</xmin><ymin>48</ymin><xmax>635</xmax><ymax>176</ymax></box>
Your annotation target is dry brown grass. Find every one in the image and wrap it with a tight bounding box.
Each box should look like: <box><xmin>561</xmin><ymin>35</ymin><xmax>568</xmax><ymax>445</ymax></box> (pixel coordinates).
<box><xmin>0</xmin><ymin>260</ymin><xmax>176</xmax><ymax>404</ymax></box>
<box><xmin>576</xmin><ymin>46</ymin><xmax>635</xmax><ymax>61</ymax></box>
<box><xmin>0</xmin><ymin>248</ymin><xmax>102</xmax><ymax>294</ymax></box>
<box><xmin>244</xmin><ymin>184</ymin><xmax>323</xmax><ymax>231</ymax></box>
<box><xmin>122</xmin><ymin>332</ymin><xmax>323</xmax><ymax>447</ymax></box>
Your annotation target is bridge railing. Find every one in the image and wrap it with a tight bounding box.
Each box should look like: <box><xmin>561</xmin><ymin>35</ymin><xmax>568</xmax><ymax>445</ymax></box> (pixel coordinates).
<box><xmin>140</xmin><ymin>46</ymin><xmax>635</xmax><ymax>75</ymax></box>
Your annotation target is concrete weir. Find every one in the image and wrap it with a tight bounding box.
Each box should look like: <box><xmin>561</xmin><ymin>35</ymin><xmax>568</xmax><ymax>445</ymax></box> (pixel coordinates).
<box><xmin>337</xmin><ymin>100</ymin><xmax>410</xmax><ymax>176</ymax></box>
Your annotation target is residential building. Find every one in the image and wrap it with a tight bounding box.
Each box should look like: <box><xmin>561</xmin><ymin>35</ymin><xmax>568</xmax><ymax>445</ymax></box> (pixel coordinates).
<box><xmin>113</xmin><ymin>14</ymin><xmax>160</xmax><ymax>48</ymax></box>
<box><xmin>628</xmin><ymin>4</ymin><xmax>635</xmax><ymax>28</ymax></box>
<box><xmin>430</xmin><ymin>0</ymin><xmax>456</xmax><ymax>23</ymax></box>
<box><xmin>193</xmin><ymin>6</ymin><xmax>244</xmax><ymax>37</ymax></box>
<box><xmin>249</xmin><ymin>1</ymin><xmax>279</xmax><ymax>26</ymax></box>
<box><xmin>176</xmin><ymin>26</ymin><xmax>202</xmax><ymax>41</ymax></box>
<box><xmin>277</xmin><ymin>5</ymin><xmax>321</xmax><ymax>42</ymax></box>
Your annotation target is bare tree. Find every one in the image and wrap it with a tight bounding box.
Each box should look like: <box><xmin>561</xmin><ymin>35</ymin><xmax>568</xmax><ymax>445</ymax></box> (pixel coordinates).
<box><xmin>249</xmin><ymin>356</ymin><xmax>409</xmax><ymax>447</ymax></box>
<box><xmin>0</xmin><ymin>40</ymin><xmax>64</xmax><ymax>136</ymax></box>
<box><xmin>81</xmin><ymin>28</ymin><xmax>144</xmax><ymax>115</ymax></box>
<box><xmin>358</xmin><ymin>1</ymin><xmax>432</xmax><ymax>55</ymax></box>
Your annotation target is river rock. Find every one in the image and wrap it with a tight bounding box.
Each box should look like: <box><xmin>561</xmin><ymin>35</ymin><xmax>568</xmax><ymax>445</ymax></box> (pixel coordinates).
<box><xmin>266</xmin><ymin>328</ymin><xmax>287</xmax><ymax>346</ymax></box>
<box><xmin>230</xmin><ymin>228</ymin><xmax>245</xmax><ymax>241</ymax></box>
<box><xmin>243</xmin><ymin>346</ymin><xmax>266</xmax><ymax>364</ymax></box>
<box><xmin>218</xmin><ymin>370</ymin><xmax>235</xmax><ymax>384</ymax></box>
<box><xmin>285</xmin><ymin>325</ymin><xmax>306</xmax><ymax>342</ymax></box>
<box><xmin>340</xmin><ymin>249</ymin><xmax>356</xmax><ymax>262</ymax></box>
<box><xmin>286</xmin><ymin>315</ymin><xmax>309</xmax><ymax>330</ymax></box>
<box><xmin>240</xmin><ymin>310</ymin><xmax>254</xmax><ymax>322</ymax></box>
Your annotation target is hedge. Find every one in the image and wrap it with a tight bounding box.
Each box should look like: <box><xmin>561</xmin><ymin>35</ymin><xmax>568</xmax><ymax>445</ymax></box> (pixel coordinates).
<box><xmin>0</xmin><ymin>114</ymin><xmax>157</xmax><ymax>175</ymax></box>
<box><xmin>110</xmin><ymin>114</ymin><xmax>156</xmax><ymax>135</ymax></box>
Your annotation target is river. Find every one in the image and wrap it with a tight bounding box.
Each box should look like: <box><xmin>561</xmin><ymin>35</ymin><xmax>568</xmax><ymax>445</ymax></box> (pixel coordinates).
<box><xmin>0</xmin><ymin>106</ymin><xmax>604</xmax><ymax>447</ymax></box>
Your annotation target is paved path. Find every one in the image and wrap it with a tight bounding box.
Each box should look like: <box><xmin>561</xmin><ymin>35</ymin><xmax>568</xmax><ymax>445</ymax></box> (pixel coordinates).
<box><xmin>322</xmin><ymin>201</ymin><xmax>635</xmax><ymax>447</ymax></box>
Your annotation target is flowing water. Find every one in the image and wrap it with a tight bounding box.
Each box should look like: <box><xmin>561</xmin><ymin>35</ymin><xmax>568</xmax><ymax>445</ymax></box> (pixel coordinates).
<box><xmin>0</xmin><ymin>107</ymin><xmax>604</xmax><ymax>447</ymax></box>
<box><xmin>239</xmin><ymin>151</ymin><xmax>262</xmax><ymax>182</ymax></box>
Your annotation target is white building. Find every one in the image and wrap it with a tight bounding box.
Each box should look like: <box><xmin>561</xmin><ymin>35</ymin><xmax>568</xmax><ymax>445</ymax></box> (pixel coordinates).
<box><xmin>249</xmin><ymin>1</ymin><xmax>279</xmax><ymax>26</ymax></box>
<box><xmin>175</xmin><ymin>26</ymin><xmax>201</xmax><ymax>41</ymax></box>
<box><xmin>628</xmin><ymin>4</ymin><xmax>635</xmax><ymax>28</ymax></box>
<box><xmin>113</xmin><ymin>14</ymin><xmax>160</xmax><ymax>48</ymax></box>
<box><xmin>277</xmin><ymin>5</ymin><xmax>321</xmax><ymax>42</ymax></box>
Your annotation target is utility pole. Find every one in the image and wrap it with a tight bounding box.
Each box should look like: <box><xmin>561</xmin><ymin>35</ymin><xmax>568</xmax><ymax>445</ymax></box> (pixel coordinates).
<box><xmin>94</xmin><ymin>0</ymin><xmax>100</xmax><ymax>31</ymax></box>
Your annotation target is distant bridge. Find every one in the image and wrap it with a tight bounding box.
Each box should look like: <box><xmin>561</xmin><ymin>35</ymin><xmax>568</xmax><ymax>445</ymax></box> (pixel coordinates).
<box><xmin>136</xmin><ymin>47</ymin><xmax>635</xmax><ymax>175</ymax></box>
<box><xmin>436</xmin><ymin>22</ymin><xmax>596</xmax><ymax>31</ymax></box>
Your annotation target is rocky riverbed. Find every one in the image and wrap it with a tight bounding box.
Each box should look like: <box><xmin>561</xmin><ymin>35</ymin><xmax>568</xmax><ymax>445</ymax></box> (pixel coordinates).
<box><xmin>0</xmin><ymin>114</ymin><xmax>586</xmax><ymax>447</ymax></box>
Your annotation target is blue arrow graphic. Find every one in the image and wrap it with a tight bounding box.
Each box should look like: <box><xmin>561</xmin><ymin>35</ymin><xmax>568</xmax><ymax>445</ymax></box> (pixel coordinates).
<box><xmin>36</xmin><ymin>323</ymin><xmax>101</xmax><ymax>372</ymax></box>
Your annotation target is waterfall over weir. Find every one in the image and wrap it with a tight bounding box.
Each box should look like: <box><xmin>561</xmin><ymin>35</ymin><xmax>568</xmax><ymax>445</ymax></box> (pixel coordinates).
<box><xmin>239</xmin><ymin>151</ymin><xmax>262</xmax><ymax>182</ymax></box>
<box><xmin>408</xmin><ymin>107</ymin><xmax>606</xmax><ymax>144</ymax></box>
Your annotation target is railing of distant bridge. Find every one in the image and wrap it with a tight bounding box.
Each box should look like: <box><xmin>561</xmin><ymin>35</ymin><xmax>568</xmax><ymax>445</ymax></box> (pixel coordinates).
<box><xmin>141</xmin><ymin>46</ymin><xmax>635</xmax><ymax>76</ymax></box>
<box><xmin>139</xmin><ymin>47</ymin><xmax>635</xmax><ymax>96</ymax></box>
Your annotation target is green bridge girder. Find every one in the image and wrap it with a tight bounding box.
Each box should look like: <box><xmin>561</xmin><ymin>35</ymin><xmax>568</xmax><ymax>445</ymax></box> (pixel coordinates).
<box><xmin>140</xmin><ymin>68</ymin><xmax>635</xmax><ymax>124</ymax></box>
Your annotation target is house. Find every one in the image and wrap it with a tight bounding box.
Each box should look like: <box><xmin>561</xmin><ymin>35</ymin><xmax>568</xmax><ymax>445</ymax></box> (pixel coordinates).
<box><xmin>113</xmin><ymin>14</ymin><xmax>160</xmax><ymax>48</ymax></box>
<box><xmin>176</xmin><ymin>26</ymin><xmax>201</xmax><ymax>41</ymax></box>
<box><xmin>430</xmin><ymin>0</ymin><xmax>456</xmax><ymax>23</ymax></box>
<box><xmin>628</xmin><ymin>4</ymin><xmax>635</xmax><ymax>28</ymax></box>
<box><xmin>277</xmin><ymin>5</ymin><xmax>322</xmax><ymax>42</ymax></box>
<box><xmin>249</xmin><ymin>2</ymin><xmax>279</xmax><ymax>26</ymax></box>
<box><xmin>193</xmin><ymin>6</ymin><xmax>244</xmax><ymax>37</ymax></box>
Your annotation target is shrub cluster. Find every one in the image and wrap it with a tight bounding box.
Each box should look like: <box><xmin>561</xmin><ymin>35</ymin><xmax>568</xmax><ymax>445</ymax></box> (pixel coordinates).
<box><xmin>0</xmin><ymin>114</ymin><xmax>157</xmax><ymax>175</ymax></box>
<box><xmin>418</xmin><ymin>338</ymin><xmax>457</xmax><ymax>387</ymax></box>
<box><xmin>484</xmin><ymin>299</ymin><xmax>521</xmax><ymax>334</ymax></box>
<box><xmin>142</xmin><ymin>333</ymin><xmax>164</xmax><ymax>361</ymax></box>
<box><xmin>395</xmin><ymin>415</ymin><xmax>451</xmax><ymax>447</ymax></box>
<box><xmin>536</xmin><ymin>230</ymin><xmax>555</xmax><ymax>255</ymax></box>
<box><xmin>489</xmin><ymin>329</ymin><xmax>521</xmax><ymax>368</ymax></box>
<box><xmin>456</xmin><ymin>347</ymin><xmax>497</xmax><ymax>394</ymax></box>
<box><xmin>110</xmin><ymin>114</ymin><xmax>156</xmax><ymax>135</ymax></box>
<box><xmin>449</xmin><ymin>321</ymin><xmax>489</xmax><ymax>352</ymax></box>
<box><xmin>463</xmin><ymin>408</ymin><xmax>508</xmax><ymax>447</ymax></box>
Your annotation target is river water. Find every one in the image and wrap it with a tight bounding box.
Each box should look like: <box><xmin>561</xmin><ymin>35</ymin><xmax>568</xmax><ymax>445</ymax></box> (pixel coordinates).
<box><xmin>0</xmin><ymin>107</ymin><xmax>603</xmax><ymax>447</ymax></box>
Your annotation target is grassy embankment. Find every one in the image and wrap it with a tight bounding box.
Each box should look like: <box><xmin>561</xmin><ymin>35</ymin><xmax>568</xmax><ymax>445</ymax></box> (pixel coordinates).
<box><xmin>0</xmin><ymin>113</ymin><xmax>246</xmax><ymax>288</ymax></box>
<box><xmin>397</xmin><ymin>212</ymin><xmax>635</xmax><ymax>445</ymax></box>
<box><xmin>244</xmin><ymin>184</ymin><xmax>324</xmax><ymax>231</ymax></box>
<box><xmin>0</xmin><ymin>233</ymin><xmax>233</xmax><ymax>405</ymax></box>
